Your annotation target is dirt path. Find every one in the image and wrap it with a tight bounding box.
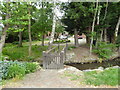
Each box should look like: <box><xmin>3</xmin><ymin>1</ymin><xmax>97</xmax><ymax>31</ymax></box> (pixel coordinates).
<box><xmin>2</xmin><ymin>69</ymin><xmax>81</xmax><ymax>88</ymax></box>
<box><xmin>2</xmin><ymin>68</ymin><xmax>118</xmax><ymax>88</ymax></box>
<box><xmin>67</xmin><ymin>45</ymin><xmax>98</xmax><ymax>63</ymax></box>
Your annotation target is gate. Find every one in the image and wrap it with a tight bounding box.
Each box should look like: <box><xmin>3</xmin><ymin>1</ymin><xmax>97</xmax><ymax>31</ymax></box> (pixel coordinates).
<box><xmin>42</xmin><ymin>44</ymin><xmax>67</xmax><ymax>69</ymax></box>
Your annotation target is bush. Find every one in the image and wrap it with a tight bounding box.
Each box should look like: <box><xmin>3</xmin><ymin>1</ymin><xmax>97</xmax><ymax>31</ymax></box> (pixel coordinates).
<box><xmin>12</xmin><ymin>41</ymin><xmax>19</xmax><ymax>45</ymax></box>
<box><xmin>93</xmin><ymin>42</ymin><xmax>116</xmax><ymax>59</ymax></box>
<box><xmin>116</xmin><ymin>35</ymin><xmax>120</xmax><ymax>47</ymax></box>
<box><xmin>6</xmin><ymin>64</ymin><xmax>26</xmax><ymax>79</ymax></box>
<box><xmin>0</xmin><ymin>60</ymin><xmax>39</xmax><ymax>80</ymax></box>
<box><xmin>1</xmin><ymin>60</ymin><xmax>26</xmax><ymax>79</ymax></box>
<box><xmin>25</xmin><ymin>62</ymin><xmax>38</xmax><ymax>74</ymax></box>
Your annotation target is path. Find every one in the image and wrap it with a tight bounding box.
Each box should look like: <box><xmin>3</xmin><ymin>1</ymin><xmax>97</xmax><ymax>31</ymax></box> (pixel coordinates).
<box><xmin>2</xmin><ymin>68</ymin><xmax>118</xmax><ymax>88</ymax></box>
<box><xmin>66</xmin><ymin>45</ymin><xmax>98</xmax><ymax>63</ymax></box>
<box><xmin>2</xmin><ymin>69</ymin><xmax>81</xmax><ymax>88</ymax></box>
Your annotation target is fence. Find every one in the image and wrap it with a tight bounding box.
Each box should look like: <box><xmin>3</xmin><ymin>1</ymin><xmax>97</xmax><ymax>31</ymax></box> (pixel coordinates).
<box><xmin>42</xmin><ymin>43</ymin><xmax>68</xmax><ymax>69</ymax></box>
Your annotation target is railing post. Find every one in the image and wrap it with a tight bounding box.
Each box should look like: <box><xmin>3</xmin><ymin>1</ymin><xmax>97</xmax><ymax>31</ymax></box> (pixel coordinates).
<box><xmin>60</xmin><ymin>51</ymin><xmax>64</xmax><ymax>69</ymax></box>
<box><xmin>58</xmin><ymin>43</ymin><xmax>60</xmax><ymax>52</ymax></box>
<box><xmin>65</xmin><ymin>41</ymin><xmax>68</xmax><ymax>61</ymax></box>
<box><xmin>48</xmin><ymin>42</ymin><xmax>51</xmax><ymax>50</ymax></box>
<box><xmin>43</xmin><ymin>51</ymin><xmax>47</xmax><ymax>69</ymax></box>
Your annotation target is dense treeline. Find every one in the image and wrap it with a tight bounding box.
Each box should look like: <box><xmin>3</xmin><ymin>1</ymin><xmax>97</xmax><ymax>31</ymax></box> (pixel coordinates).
<box><xmin>0</xmin><ymin>1</ymin><xmax>120</xmax><ymax>60</ymax></box>
<box><xmin>61</xmin><ymin>2</ymin><xmax>120</xmax><ymax>56</ymax></box>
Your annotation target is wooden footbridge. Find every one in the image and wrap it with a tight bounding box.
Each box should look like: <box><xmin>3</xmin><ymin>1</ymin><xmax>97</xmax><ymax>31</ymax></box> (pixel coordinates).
<box><xmin>42</xmin><ymin>43</ymin><xmax>68</xmax><ymax>69</ymax></box>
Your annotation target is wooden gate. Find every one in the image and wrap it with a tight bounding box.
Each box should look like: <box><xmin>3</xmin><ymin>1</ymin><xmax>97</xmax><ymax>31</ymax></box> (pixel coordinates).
<box><xmin>42</xmin><ymin>44</ymin><xmax>67</xmax><ymax>69</ymax></box>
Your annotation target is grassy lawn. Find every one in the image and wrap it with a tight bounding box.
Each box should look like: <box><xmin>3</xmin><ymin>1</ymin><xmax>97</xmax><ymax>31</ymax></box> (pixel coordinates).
<box><xmin>22</xmin><ymin>40</ymin><xmax>49</xmax><ymax>46</ymax></box>
<box><xmin>63</xmin><ymin>68</ymin><xmax>119</xmax><ymax>86</ymax></box>
<box><xmin>2</xmin><ymin>43</ymin><xmax>48</xmax><ymax>61</ymax></box>
<box><xmin>84</xmin><ymin>68</ymin><xmax>119</xmax><ymax>86</ymax></box>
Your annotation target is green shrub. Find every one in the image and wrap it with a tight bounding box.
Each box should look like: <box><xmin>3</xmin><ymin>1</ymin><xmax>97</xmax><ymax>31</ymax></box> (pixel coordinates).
<box><xmin>25</xmin><ymin>62</ymin><xmax>38</xmax><ymax>74</ymax></box>
<box><xmin>6</xmin><ymin>64</ymin><xmax>26</xmax><ymax>79</ymax></box>
<box><xmin>1</xmin><ymin>60</ymin><xmax>39</xmax><ymax>80</ymax></box>
<box><xmin>93</xmin><ymin>42</ymin><xmax>116</xmax><ymax>59</ymax></box>
<box><xmin>12</xmin><ymin>41</ymin><xmax>19</xmax><ymax>45</ymax></box>
<box><xmin>116</xmin><ymin>35</ymin><xmax>120</xmax><ymax>47</ymax></box>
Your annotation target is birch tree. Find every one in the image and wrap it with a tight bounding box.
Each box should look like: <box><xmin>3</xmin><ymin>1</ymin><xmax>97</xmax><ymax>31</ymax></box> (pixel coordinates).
<box><xmin>96</xmin><ymin>3</ymin><xmax>101</xmax><ymax>48</ymax></box>
<box><xmin>50</xmin><ymin>1</ymin><xmax>56</xmax><ymax>44</ymax></box>
<box><xmin>115</xmin><ymin>16</ymin><xmax>120</xmax><ymax>42</ymax></box>
<box><xmin>100</xmin><ymin>0</ymin><xmax>108</xmax><ymax>42</ymax></box>
<box><xmin>89</xmin><ymin>0</ymin><xmax>98</xmax><ymax>55</ymax></box>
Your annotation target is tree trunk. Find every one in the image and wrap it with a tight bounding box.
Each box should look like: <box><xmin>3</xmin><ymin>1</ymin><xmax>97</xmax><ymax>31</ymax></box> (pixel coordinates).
<box><xmin>100</xmin><ymin>30</ymin><xmax>103</xmax><ymax>42</ymax></box>
<box><xmin>90</xmin><ymin>0</ymin><xmax>98</xmax><ymax>55</ymax></box>
<box><xmin>96</xmin><ymin>3</ymin><xmax>101</xmax><ymax>48</ymax></box>
<box><xmin>86</xmin><ymin>26</ymin><xmax>91</xmax><ymax>44</ymax></box>
<box><xmin>74</xmin><ymin>29</ymin><xmax>79</xmax><ymax>47</ymax></box>
<box><xmin>104</xmin><ymin>29</ymin><xmax>107</xmax><ymax>42</ymax></box>
<box><xmin>28</xmin><ymin>7</ymin><xmax>32</xmax><ymax>56</ymax></box>
<box><xmin>41</xmin><ymin>34</ymin><xmax>44</xmax><ymax>46</ymax></box>
<box><xmin>100</xmin><ymin>0</ymin><xmax>108</xmax><ymax>42</ymax></box>
<box><xmin>18</xmin><ymin>31</ymin><xmax>22</xmax><ymax>47</ymax></box>
<box><xmin>0</xmin><ymin>27</ymin><xmax>8</xmax><ymax>54</ymax></box>
<box><xmin>50</xmin><ymin>1</ymin><xmax>56</xmax><ymax>44</ymax></box>
<box><xmin>115</xmin><ymin>16</ymin><xmax>120</xmax><ymax>42</ymax></box>
<box><xmin>97</xmin><ymin>4</ymin><xmax>101</xmax><ymax>25</ymax></box>
<box><xmin>0</xmin><ymin>2</ymin><xmax>9</xmax><ymax>59</ymax></box>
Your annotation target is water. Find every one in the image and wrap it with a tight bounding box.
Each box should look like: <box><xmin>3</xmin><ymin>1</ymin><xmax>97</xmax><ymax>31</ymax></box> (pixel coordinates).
<box><xmin>65</xmin><ymin>57</ymin><xmax>120</xmax><ymax>70</ymax></box>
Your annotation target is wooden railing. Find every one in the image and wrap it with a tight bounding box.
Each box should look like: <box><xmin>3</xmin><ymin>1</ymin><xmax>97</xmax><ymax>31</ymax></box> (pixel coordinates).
<box><xmin>42</xmin><ymin>43</ymin><xmax>68</xmax><ymax>69</ymax></box>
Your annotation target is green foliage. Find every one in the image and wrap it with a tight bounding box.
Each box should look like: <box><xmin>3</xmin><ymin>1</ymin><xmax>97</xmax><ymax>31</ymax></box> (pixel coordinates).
<box><xmin>1</xmin><ymin>60</ymin><xmax>26</xmax><ymax>79</ymax></box>
<box><xmin>25</xmin><ymin>62</ymin><xmax>38</xmax><ymax>74</ymax></box>
<box><xmin>53</xmin><ymin>40</ymin><xmax>70</xmax><ymax>44</ymax></box>
<box><xmin>12</xmin><ymin>41</ymin><xmax>19</xmax><ymax>45</ymax></box>
<box><xmin>116</xmin><ymin>35</ymin><xmax>120</xmax><ymax>47</ymax></box>
<box><xmin>1</xmin><ymin>55</ymin><xmax>9</xmax><ymax>61</ymax></box>
<box><xmin>84</xmin><ymin>68</ymin><xmax>119</xmax><ymax>86</ymax></box>
<box><xmin>67</xmin><ymin>45</ymin><xmax>76</xmax><ymax>50</ymax></box>
<box><xmin>0</xmin><ymin>60</ymin><xmax>40</xmax><ymax>80</ymax></box>
<box><xmin>6</xmin><ymin>64</ymin><xmax>26</xmax><ymax>79</ymax></box>
<box><xmin>2</xmin><ymin>44</ymin><xmax>48</xmax><ymax>61</ymax></box>
<box><xmin>93</xmin><ymin>42</ymin><xmax>116</xmax><ymax>59</ymax></box>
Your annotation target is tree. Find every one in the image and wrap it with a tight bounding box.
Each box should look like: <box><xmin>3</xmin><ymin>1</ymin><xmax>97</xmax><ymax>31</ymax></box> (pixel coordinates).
<box><xmin>115</xmin><ymin>16</ymin><xmax>120</xmax><ymax>42</ymax></box>
<box><xmin>28</xmin><ymin>3</ymin><xmax>32</xmax><ymax>56</ymax></box>
<box><xmin>50</xmin><ymin>1</ymin><xmax>57</xmax><ymax>44</ymax></box>
<box><xmin>32</xmin><ymin>2</ymin><xmax>52</xmax><ymax>46</ymax></box>
<box><xmin>0</xmin><ymin>1</ymin><xmax>10</xmax><ymax>59</ymax></box>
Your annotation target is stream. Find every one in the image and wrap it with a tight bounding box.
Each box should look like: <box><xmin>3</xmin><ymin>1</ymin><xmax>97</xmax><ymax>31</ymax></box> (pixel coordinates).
<box><xmin>65</xmin><ymin>57</ymin><xmax>120</xmax><ymax>70</ymax></box>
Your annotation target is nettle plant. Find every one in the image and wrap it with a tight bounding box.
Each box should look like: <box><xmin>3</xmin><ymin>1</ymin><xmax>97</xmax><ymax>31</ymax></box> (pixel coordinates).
<box><xmin>93</xmin><ymin>42</ymin><xmax>116</xmax><ymax>59</ymax></box>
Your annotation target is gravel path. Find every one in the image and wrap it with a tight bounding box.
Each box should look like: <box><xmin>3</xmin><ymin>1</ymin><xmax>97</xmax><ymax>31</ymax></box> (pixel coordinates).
<box><xmin>2</xmin><ymin>68</ymin><xmax>118</xmax><ymax>88</ymax></box>
<box><xmin>2</xmin><ymin>69</ymin><xmax>80</xmax><ymax>88</ymax></box>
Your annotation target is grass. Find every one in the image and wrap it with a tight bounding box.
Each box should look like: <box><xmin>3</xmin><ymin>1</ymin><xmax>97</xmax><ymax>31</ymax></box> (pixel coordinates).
<box><xmin>2</xmin><ymin>43</ymin><xmax>48</xmax><ymax>61</ymax></box>
<box><xmin>63</xmin><ymin>68</ymin><xmax>119</xmax><ymax>86</ymax></box>
<box><xmin>64</xmin><ymin>71</ymin><xmax>82</xmax><ymax>81</ymax></box>
<box><xmin>84</xmin><ymin>68</ymin><xmax>119</xmax><ymax>86</ymax></box>
<box><xmin>67</xmin><ymin>45</ymin><xmax>76</xmax><ymax>50</ymax></box>
<box><xmin>22</xmin><ymin>40</ymin><xmax>49</xmax><ymax>46</ymax></box>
